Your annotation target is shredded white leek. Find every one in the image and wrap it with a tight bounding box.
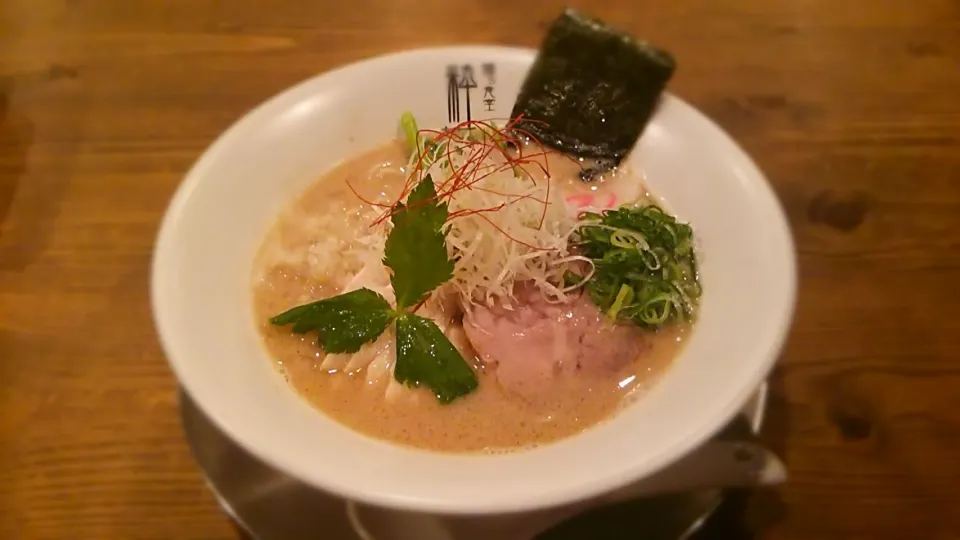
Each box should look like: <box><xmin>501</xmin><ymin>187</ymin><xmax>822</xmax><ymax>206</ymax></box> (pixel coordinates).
<box><xmin>407</xmin><ymin>134</ymin><xmax>580</xmax><ymax>306</ymax></box>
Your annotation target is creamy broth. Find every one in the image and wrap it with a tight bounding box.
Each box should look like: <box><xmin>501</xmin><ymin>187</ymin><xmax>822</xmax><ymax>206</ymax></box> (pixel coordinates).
<box><xmin>253</xmin><ymin>141</ymin><xmax>689</xmax><ymax>453</ymax></box>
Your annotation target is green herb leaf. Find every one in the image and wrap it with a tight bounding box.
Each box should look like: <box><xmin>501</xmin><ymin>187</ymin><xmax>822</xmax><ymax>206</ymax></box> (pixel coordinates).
<box><xmin>575</xmin><ymin>205</ymin><xmax>701</xmax><ymax>329</ymax></box>
<box><xmin>269</xmin><ymin>288</ymin><xmax>394</xmax><ymax>353</ymax></box>
<box><xmin>383</xmin><ymin>175</ymin><xmax>455</xmax><ymax>310</ymax></box>
<box><xmin>394</xmin><ymin>313</ymin><xmax>478</xmax><ymax>404</ymax></box>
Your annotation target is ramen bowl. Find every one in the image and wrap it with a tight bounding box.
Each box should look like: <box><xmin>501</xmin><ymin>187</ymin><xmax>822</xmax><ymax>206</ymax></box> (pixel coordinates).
<box><xmin>151</xmin><ymin>46</ymin><xmax>796</xmax><ymax>514</ymax></box>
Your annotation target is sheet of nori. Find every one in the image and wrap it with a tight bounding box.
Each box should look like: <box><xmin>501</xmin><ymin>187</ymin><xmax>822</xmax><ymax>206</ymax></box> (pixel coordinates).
<box><xmin>511</xmin><ymin>9</ymin><xmax>676</xmax><ymax>171</ymax></box>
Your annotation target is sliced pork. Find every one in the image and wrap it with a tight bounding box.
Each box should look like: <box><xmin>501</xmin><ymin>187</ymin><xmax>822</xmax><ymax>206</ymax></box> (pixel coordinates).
<box><xmin>462</xmin><ymin>283</ymin><xmax>648</xmax><ymax>397</ymax></box>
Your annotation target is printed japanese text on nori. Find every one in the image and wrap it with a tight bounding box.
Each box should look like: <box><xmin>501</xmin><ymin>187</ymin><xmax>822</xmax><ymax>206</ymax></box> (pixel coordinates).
<box><xmin>511</xmin><ymin>10</ymin><xmax>676</xmax><ymax>175</ymax></box>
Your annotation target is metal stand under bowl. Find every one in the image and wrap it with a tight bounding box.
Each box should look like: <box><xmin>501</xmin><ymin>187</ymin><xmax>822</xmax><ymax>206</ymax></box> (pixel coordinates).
<box><xmin>179</xmin><ymin>385</ymin><xmax>769</xmax><ymax>540</ymax></box>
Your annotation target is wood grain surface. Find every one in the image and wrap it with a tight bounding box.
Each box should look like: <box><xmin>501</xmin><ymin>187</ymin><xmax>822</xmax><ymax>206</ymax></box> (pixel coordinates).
<box><xmin>2</xmin><ymin>1</ymin><xmax>959</xmax><ymax>539</ymax></box>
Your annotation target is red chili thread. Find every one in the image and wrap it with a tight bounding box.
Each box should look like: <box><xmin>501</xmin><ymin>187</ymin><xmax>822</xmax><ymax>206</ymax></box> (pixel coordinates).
<box><xmin>360</xmin><ymin>118</ymin><xmax>569</xmax><ymax>243</ymax></box>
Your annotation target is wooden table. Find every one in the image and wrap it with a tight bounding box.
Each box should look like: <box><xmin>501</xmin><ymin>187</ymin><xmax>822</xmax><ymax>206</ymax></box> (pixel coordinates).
<box><xmin>2</xmin><ymin>1</ymin><xmax>958</xmax><ymax>538</ymax></box>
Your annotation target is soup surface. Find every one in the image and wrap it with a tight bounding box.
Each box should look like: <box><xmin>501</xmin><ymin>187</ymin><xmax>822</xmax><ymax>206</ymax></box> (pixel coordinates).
<box><xmin>253</xmin><ymin>141</ymin><xmax>690</xmax><ymax>453</ymax></box>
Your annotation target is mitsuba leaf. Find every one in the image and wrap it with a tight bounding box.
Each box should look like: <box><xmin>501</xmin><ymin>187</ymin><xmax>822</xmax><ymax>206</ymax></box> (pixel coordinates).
<box><xmin>269</xmin><ymin>288</ymin><xmax>394</xmax><ymax>354</ymax></box>
<box><xmin>382</xmin><ymin>175</ymin><xmax>455</xmax><ymax>310</ymax></box>
<box><xmin>394</xmin><ymin>313</ymin><xmax>478</xmax><ymax>404</ymax></box>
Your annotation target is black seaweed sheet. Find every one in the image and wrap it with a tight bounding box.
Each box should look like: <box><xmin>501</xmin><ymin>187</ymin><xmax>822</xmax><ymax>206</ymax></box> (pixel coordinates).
<box><xmin>511</xmin><ymin>9</ymin><xmax>676</xmax><ymax>178</ymax></box>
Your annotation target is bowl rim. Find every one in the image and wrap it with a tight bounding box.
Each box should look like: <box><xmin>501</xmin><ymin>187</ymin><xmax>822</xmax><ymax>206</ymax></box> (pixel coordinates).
<box><xmin>151</xmin><ymin>45</ymin><xmax>797</xmax><ymax>514</ymax></box>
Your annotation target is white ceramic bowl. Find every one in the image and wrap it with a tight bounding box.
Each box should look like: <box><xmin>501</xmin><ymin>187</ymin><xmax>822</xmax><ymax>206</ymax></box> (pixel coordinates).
<box><xmin>152</xmin><ymin>46</ymin><xmax>796</xmax><ymax>515</ymax></box>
